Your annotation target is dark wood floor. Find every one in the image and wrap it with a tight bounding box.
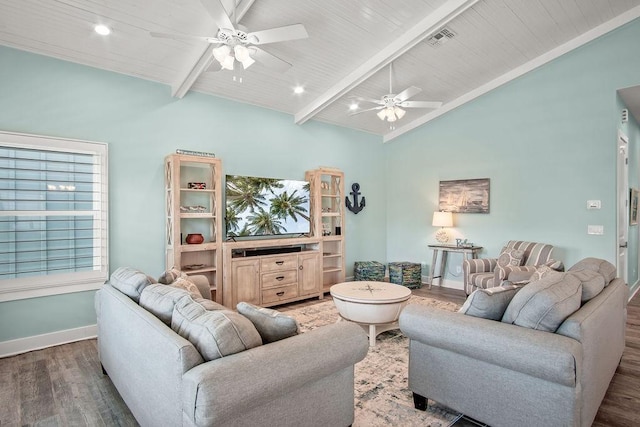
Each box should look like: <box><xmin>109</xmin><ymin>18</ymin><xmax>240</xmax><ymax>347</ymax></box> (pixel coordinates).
<box><xmin>0</xmin><ymin>285</ymin><xmax>637</xmax><ymax>426</ymax></box>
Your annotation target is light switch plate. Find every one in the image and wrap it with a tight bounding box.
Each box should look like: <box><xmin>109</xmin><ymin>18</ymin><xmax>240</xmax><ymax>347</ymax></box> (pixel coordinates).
<box><xmin>587</xmin><ymin>225</ymin><xmax>604</xmax><ymax>235</ymax></box>
<box><xmin>587</xmin><ymin>200</ymin><xmax>601</xmax><ymax>209</ymax></box>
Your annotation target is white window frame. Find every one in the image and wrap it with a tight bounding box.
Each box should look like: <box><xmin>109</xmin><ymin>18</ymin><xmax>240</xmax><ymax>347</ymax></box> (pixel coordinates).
<box><xmin>0</xmin><ymin>131</ymin><xmax>109</xmax><ymax>302</ymax></box>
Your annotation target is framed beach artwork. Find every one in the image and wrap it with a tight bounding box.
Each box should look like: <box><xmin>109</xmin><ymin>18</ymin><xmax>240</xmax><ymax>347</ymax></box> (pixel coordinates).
<box><xmin>630</xmin><ymin>188</ymin><xmax>638</xmax><ymax>225</ymax></box>
<box><xmin>439</xmin><ymin>178</ymin><xmax>490</xmax><ymax>213</ymax></box>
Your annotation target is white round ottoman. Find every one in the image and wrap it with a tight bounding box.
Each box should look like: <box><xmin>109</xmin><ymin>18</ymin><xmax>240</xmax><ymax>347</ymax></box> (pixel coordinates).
<box><xmin>330</xmin><ymin>281</ymin><xmax>412</xmax><ymax>347</ymax></box>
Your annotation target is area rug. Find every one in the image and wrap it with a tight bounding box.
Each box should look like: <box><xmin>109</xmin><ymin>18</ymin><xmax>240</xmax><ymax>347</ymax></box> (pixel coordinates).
<box><xmin>282</xmin><ymin>296</ymin><xmax>462</xmax><ymax>427</ymax></box>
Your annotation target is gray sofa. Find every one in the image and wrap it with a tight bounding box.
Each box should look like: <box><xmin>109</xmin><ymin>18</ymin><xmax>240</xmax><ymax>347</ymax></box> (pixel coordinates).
<box><xmin>96</xmin><ymin>270</ymin><xmax>369</xmax><ymax>427</ymax></box>
<box><xmin>399</xmin><ymin>258</ymin><xmax>628</xmax><ymax>427</ymax></box>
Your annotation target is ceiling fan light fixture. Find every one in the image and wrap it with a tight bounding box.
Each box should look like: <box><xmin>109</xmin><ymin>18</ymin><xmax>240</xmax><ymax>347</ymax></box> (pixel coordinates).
<box><xmin>240</xmin><ymin>56</ymin><xmax>255</xmax><ymax>69</ymax></box>
<box><xmin>394</xmin><ymin>106</ymin><xmax>406</xmax><ymax>119</ymax></box>
<box><xmin>376</xmin><ymin>109</ymin><xmax>387</xmax><ymax>120</ymax></box>
<box><xmin>213</xmin><ymin>45</ymin><xmax>231</xmax><ymax>63</ymax></box>
<box><xmin>234</xmin><ymin>45</ymin><xmax>254</xmax><ymax>69</ymax></box>
<box><xmin>234</xmin><ymin>44</ymin><xmax>249</xmax><ymax>61</ymax></box>
<box><xmin>221</xmin><ymin>54</ymin><xmax>235</xmax><ymax>70</ymax></box>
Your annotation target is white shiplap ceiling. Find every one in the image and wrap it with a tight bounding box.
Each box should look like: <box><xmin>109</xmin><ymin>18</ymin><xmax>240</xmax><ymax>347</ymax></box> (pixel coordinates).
<box><xmin>1</xmin><ymin>0</ymin><xmax>640</xmax><ymax>142</ymax></box>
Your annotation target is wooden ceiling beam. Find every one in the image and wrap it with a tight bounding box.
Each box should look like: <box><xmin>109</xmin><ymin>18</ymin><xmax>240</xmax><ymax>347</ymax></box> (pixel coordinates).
<box><xmin>293</xmin><ymin>0</ymin><xmax>479</xmax><ymax>125</ymax></box>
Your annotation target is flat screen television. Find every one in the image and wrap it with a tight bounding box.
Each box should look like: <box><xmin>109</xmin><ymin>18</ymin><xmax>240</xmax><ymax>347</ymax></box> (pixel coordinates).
<box><xmin>225</xmin><ymin>174</ymin><xmax>311</xmax><ymax>238</ymax></box>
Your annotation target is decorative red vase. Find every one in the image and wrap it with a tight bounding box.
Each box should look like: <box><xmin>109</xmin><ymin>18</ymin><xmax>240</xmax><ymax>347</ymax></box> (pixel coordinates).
<box><xmin>185</xmin><ymin>233</ymin><xmax>204</xmax><ymax>244</ymax></box>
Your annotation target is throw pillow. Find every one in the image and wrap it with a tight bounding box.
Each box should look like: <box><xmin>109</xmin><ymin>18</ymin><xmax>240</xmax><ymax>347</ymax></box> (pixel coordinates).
<box><xmin>109</xmin><ymin>266</ymin><xmax>153</xmax><ymax>302</ymax></box>
<box><xmin>236</xmin><ymin>302</ymin><xmax>300</xmax><ymax>343</ymax></box>
<box><xmin>567</xmin><ymin>269</ymin><xmax>606</xmax><ymax>303</ymax></box>
<box><xmin>568</xmin><ymin>258</ymin><xmax>617</xmax><ymax>287</ymax></box>
<box><xmin>171</xmin><ymin>277</ymin><xmax>203</xmax><ymax>299</ymax></box>
<box><xmin>458</xmin><ymin>284</ymin><xmax>521</xmax><ymax>320</ymax></box>
<box><xmin>497</xmin><ymin>248</ymin><xmax>525</xmax><ymax>268</ymax></box>
<box><xmin>502</xmin><ymin>272</ymin><xmax>582</xmax><ymax>332</ymax></box>
<box><xmin>158</xmin><ymin>267</ymin><xmax>186</xmax><ymax>285</ymax></box>
<box><xmin>530</xmin><ymin>265</ymin><xmax>561</xmax><ymax>282</ymax></box>
<box><xmin>172</xmin><ymin>298</ymin><xmax>262</xmax><ymax>361</ymax></box>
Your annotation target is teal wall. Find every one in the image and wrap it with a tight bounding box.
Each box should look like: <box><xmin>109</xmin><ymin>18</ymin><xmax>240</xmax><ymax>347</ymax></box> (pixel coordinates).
<box><xmin>2</xmin><ymin>17</ymin><xmax>640</xmax><ymax>343</ymax></box>
<box><xmin>0</xmin><ymin>46</ymin><xmax>386</xmax><ymax>342</ymax></box>
<box><xmin>384</xmin><ymin>19</ymin><xmax>640</xmax><ymax>285</ymax></box>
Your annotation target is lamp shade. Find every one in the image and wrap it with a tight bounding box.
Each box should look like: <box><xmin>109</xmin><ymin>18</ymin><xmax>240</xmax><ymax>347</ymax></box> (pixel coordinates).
<box><xmin>432</xmin><ymin>211</ymin><xmax>453</xmax><ymax>227</ymax></box>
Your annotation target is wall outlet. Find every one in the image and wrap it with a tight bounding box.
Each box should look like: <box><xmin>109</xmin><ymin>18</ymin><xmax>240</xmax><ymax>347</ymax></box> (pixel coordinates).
<box><xmin>456</xmin><ymin>266</ymin><xmax>462</xmax><ymax>274</ymax></box>
<box><xmin>587</xmin><ymin>200</ymin><xmax>601</xmax><ymax>209</ymax></box>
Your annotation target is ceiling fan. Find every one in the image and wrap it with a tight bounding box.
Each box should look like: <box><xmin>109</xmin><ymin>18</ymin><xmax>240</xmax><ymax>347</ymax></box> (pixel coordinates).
<box><xmin>150</xmin><ymin>0</ymin><xmax>308</xmax><ymax>72</ymax></box>
<box><xmin>350</xmin><ymin>63</ymin><xmax>443</xmax><ymax>123</ymax></box>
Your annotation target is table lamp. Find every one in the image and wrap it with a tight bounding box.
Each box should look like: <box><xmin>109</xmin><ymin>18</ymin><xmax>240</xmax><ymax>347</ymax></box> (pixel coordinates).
<box><xmin>432</xmin><ymin>211</ymin><xmax>453</xmax><ymax>244</ymax></box>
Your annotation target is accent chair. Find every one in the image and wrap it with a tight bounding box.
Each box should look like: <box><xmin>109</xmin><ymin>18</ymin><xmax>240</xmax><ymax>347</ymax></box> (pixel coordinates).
<box><xmin>463</xmin><ymin>240</ymin><xmax>557</xmax><ymax>295</ymax></box>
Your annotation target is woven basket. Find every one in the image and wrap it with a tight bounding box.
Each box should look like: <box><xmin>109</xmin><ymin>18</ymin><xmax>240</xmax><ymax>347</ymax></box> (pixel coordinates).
<box><xmin>389</xmin><ymin>262</ymin><xmax>422</xmax><ymax>288</ymax></box>
<box><xmin>354</xmin><ymin>261</ymin><xmax>386</xmax><ymax>281</ymax></box>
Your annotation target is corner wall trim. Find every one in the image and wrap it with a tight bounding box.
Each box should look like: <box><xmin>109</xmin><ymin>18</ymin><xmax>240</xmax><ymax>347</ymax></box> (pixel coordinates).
<box><xmin>0</xmin><ymin>324</ymin><xmax>97</xmax><ymax>358</ymax></box>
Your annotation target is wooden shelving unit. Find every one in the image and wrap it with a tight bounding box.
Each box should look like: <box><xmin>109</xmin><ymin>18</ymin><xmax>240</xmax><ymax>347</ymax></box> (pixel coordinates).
<box><xmin>165</xmin><ymin>154</ymin><xmax>223</xmax><ymax>303</ymax></box>
<box><xmin>306</xmin><ymin>167</ymin><xmax>346</xmax><ymax>293</ymax></box>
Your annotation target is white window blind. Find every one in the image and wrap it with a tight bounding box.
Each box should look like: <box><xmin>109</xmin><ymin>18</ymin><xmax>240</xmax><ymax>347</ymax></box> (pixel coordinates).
<box><xmin>0</xmin><ymin>131</ymin><xmax>108</xmax><ymax>301</ymax></box>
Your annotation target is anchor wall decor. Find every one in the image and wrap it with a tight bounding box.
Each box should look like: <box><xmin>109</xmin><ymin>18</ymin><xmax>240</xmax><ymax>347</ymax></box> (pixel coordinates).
<box><xmin>346</xmin><ymin>183</ymin><xmax>366</xmax><ymax>214</ymax></box>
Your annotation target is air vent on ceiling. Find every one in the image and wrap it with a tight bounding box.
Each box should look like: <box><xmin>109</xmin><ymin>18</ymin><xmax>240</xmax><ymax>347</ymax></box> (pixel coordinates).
<box><xmin>427</xmin><ymin>27</ymin><xmax>456</xmax><ymax>47</ymax></box>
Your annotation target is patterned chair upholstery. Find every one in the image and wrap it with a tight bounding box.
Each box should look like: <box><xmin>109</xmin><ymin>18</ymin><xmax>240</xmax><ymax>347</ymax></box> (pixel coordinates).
<box><xmin>463</xmin><ymin>240</ymin><xmax>556</xmax><ymax>295</ymax></box>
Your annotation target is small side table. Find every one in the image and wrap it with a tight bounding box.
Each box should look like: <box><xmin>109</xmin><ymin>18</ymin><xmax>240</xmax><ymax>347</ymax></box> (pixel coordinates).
<box><xmin>428</xmin><ymin>244</ymin><xmax>482</xmax><ymax>288</ymax></box>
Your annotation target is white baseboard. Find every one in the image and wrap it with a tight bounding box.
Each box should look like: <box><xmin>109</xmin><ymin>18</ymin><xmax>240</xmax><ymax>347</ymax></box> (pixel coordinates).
<box><xmin>421</xmin><ymin>275</ymin><xmax>464</xmax><ymax>291</ymax></box>
<box><xmin>630</xmin><ymin>280</ymin><xmax>640</xmax><ymax>301</ymax></box>
<box><xmin>0</xmin><ymin>324</ymin><xmax>97</xmax><ymax>358</ymax></box>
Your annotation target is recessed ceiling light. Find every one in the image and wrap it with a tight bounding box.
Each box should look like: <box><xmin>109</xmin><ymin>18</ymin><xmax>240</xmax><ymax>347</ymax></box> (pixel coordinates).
<box><xmin>94</xmin><ymin>24</ymin><xmax>111</xmax><ymax>36</ymax></box>
<box><xmin>349</xmin><ymin>103</ymin><xmax>359</xmax><ymax>111</ymax></box>
<box><xmin>294</xmin><ymin>86</ymin><xmax>304</xmax><ymax>94</ymax></box>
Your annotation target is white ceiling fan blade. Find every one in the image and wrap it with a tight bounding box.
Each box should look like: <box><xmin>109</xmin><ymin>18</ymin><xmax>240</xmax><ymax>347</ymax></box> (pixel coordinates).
<box><xmin>247</xmin><ymin>24</ymin><xmax>308</xmax><ymax>45</ymax></box>
<box><xmin>149</xmin><ymin>32</ymin><xmax>221</xmax><ymax>43</ymax></box>
<box><xmin>350</xmin><ymin>96</ymin><xmax>384</xmax><ymax>105</ymax></box>
<box><xmin>200</xmin><ymin>0</ymin><xmax>235</xmax><ymax>30</ymax></box>
<box><xmin>394</xmin><ymin>86</ymin><xmax>422</xmax><ymax>103</ymax></box>
<box><xmin>349</xmin><ymin>106</ymin><xmax>384</xmax><ymax>116</ymax></box>
<box><xmin>250</xmin><ymin>47</ymin><xmax>292</xmax><ymax>72</ymax></box>
<box><xmin>398</xmin><ymin>100</ymin><xmax>443</xmax><ymax>109</ymax></box>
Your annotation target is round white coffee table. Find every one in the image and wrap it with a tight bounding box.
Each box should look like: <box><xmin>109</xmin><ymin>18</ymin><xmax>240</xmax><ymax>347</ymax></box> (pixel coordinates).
<box><xmin>330</xmin><ymin>281</ymin><xmax>412</xmax><ymax>347</ymax></box>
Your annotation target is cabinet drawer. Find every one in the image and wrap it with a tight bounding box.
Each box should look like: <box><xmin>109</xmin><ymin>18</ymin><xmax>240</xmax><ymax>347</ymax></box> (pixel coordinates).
<box><xmin>262</xmin><ymin>284</ymin><xmax>298</xmax><ymax>305</ymax></box>
<box><xmin>260</xmin><ymin>256</ymin><xmax>298</xmax><ymax>272</ymax></box>
<box><xmin>261</xmin><ymin>270</ymin><xmax>298</xmax><ymax>288</ymax></box>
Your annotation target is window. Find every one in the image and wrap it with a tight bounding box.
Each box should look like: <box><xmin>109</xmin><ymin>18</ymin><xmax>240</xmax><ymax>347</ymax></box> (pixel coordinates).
<box><xmin>0</xmin><ymin>131</ymin><xmax>108</xmax><ymax>301</ymax></box>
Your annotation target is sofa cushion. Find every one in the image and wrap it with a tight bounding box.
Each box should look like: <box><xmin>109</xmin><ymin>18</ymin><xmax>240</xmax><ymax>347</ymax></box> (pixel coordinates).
<box><xmin>236</xmin><ymin>302</ymin><xmax>300</xmax><ymax>343</ymax></box>
<box><xmin>109</xmin><ymin>266</ymin><xmax>153</xmax><ymax>302</ymax></box>
<box><xmin>567</xmin><ymin>269</ymin><xmax>606</xmax><ymax>303</ymax></box>
<box><xmin>459</xmin><ymin>284</ymin><xmax>521</xmax><ymax>320</ymax></box>
<box><xmin>497</xmin><ymin>248</ymin><xmax>525</xmax><ymax>268</ymax></box>
<box><xmin>140</xmin><ymin>284</ymin><xmax>225</xmax><ymax>325</ymax></box>
<box><xmin>502</xmin><ymin>273</ymin><xmax>582</xmax><ymax>332</ymax></box>
<box><xmin>172</xmin><ymin>298</ymin><xmax>262</xmax><ymax>361</ymax></box>
<box><xmin>568</xmin><ymin>258</ymin><xmax>616</xmax><ymax>286</ymax></box>
<box><xmin>194</xmin><ymin>298</ymin><xmax>226</xmax><ymax>311</ymax></box>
